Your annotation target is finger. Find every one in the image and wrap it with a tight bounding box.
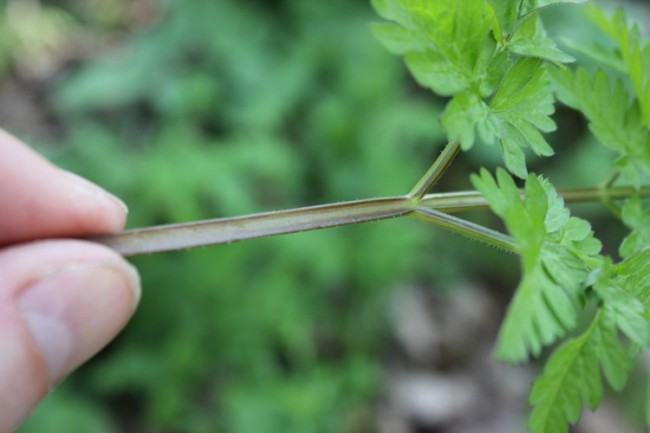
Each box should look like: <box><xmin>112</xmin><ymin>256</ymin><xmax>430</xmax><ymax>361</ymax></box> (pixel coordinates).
<box><xmin>0</xmin><ymin>128</ymin><xmax>128</xmax><ymax>245</ymax></box>
<box><xmin>0</xmin><ymin>240</ymin><xmax>141</xmax><ymax>432</ymax></box>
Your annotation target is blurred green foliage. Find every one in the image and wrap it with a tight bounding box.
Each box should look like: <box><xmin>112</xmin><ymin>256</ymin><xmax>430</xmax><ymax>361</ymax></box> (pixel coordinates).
<box><xmin>4</xmin><ymin>0</ymin><xmax>474</xmax><ymax>431</ymax></box>
<box><xmin>4</xmin><ymin>0</ymin><xmax>642</xmax><ymax>431</ymax></box>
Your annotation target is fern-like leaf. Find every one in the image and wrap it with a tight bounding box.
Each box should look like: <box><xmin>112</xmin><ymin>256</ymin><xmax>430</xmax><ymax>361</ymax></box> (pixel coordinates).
<box><xmin>371</xmin><ymin>0</ymin><xmax>493</xmax><ymax>97</ymax></box>
<box><xmin>443</xmin><ymin>58</ymin><xmax>557</xmax><ymax>178</ymax></box>
<box><xmin>530</xmin><ymin>251</ymin><xmax>650</xmax><ymax>433</ymax></box>
<box><xmin>585</xmin><ymin>5</ymin><xmax>650</xmax><ymax>126</ymax></box>
<box><xmin>620</xmin><ymin>195</ymin><xmax>650</xmax><ymax>259</ymax></box>
<box><xmin>471</xmin><ymin>168</ymin><xmax>602</xmax><ymax>361</ymax></box>
<box><xmin>508</xmin><ymin>13</ymin><xmax>576</xmax><ymax>63</ymax></box>
<box><xmin>551</xmin><ymin>67</ymin><xmax>650</xmax><ymax>185</ymax></box>
<box><xmin>529</xmin><ymin>307</ymin><xmax>632</xmax><ymax>433</ymax></box>
<box><xmin>371</xmin><ymin>0</ymin><xmax>586</xmax><ymax>179</ymax></box>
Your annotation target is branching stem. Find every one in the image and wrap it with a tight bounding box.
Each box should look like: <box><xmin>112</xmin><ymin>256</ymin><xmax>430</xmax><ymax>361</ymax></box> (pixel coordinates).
<box><xmin>87</xmin><ymin>133</ymin><xmax>650</xmax><ymax>257</ymax></box>
<box><xmin>408</xmin><ymin>141</ymin><xmax>460</xmax><ymax>199</ymax></box>
<box><xmin>92</xmin><ymin>184</ymin><xmax>650</xmax><ymax>257</ymax></box>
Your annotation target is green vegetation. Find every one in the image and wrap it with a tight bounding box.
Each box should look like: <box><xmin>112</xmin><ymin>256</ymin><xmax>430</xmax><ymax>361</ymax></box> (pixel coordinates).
<box><xmin>2</xmin><ymin>0</ymin><xmax>649</xmax><ymax>432</ymax></box>
<box><xmin>370</xmin><ymin>1</ymin><xmax>650</xmax><ymax>432</ymax></box>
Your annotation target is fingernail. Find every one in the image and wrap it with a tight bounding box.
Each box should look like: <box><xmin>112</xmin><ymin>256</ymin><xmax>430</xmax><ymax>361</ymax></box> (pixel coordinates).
<box><xmin>63</xmin><ymin>171</ymin><xmax>129</xmax><ymax>216</ymax></box>
<box><xmin>18</xmin><ymin>262</ymin><xmax>141</xmax><ymax>384</ymax></box>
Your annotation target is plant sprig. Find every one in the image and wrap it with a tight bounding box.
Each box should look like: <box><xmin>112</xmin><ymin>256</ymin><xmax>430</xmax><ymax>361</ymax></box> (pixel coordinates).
<box><xmin>87</xmin><ymin>2</ymin><xmax>650</xmax><ymax>432</ymax></box>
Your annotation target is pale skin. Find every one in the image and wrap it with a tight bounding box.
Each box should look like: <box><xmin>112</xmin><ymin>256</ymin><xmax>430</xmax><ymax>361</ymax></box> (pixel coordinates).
<box><xmin>0</xmin><ymin>129</ymin><xmax>141</xmax><ymax>432</ymax></box>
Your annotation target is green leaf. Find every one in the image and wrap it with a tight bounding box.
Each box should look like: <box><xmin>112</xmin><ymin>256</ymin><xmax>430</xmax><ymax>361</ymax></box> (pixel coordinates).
<box><xmin>487</xmin><ymin>0</ymin><xmax>518</xmax><ymax>42</ymax></box>
<box><xmin>370</xmin><ymin>23</ymin><xmax>427</xmax><ymax>55</ymax></box>
<box><xmin>370</xmin><ymin>0</ymin><xmax>413</xmax><ymax>25</ymax></box>
<box><xmin>620</xmin><ymin>195</ymin><xmax>650</xmax><ymax>259</ymax></box>
<box><xmin>490</xmin><ymin>57</ymin><xmax>557</xmax><ymax>177</ymax></box>
<box><xmin>371</xmin><ymin>0</ymin><xmax>493</xmax><ymax>97</ymax></box>
<box><xmin>471</xmin><ymin>169</ymin><xmax>602</xmax><ymax>361</ymax></box>
<box><xmin>611</xmin><ymin>250</ymin><xmax>650</xmax><ymax>312</ymax></box>
<box><xmin>499</xmin><ymin>137</ymin><xmax>528</xmax><ymax>179</ymax></box>
<box><xmin>488</xmin><ymin>0</ymin><xmax>586</xmax><ymax>42</ymax></box>
<box><xmin>551</xmin><ymin>67</ymin><xmax>650</xmax><ymax>184</ymax></box>
<box><xmin>372</xmin><ymin>1</ymin><xmax>562</xmax><ymax>178</ymax></box>
<box><xmin>558</xmin><ymin>37</ymin><xmax>627</xmax><ymax>73</ymax></box>
<box><xmin>521</xmin><ymin>0</ymin><xmax>587</xmax><ymax>15</ymax></box>
<box><xmin>404</xmin><ymin>50</ymin><xmax>473</xmax><ymax>96</ymax></box>
<box><xmin>440</xmin><ymin>92</ymin><xmax>499</xmax><ymax>151</ymax></box>
<box><xmin>586</xmin><ymin>5</ymin><xmax>650</xmax><ymax>126</ymax></box>
<box><xmin>530</xmin><ymin>251</ymin><xmax>650</xmax><ymax>433</ymax></box>
<box><xmin>441</xmin><ymin>58</ymin><xmax>556</xmax><ymax>178</ymax></box>
<box><xmin>529</xmin><ymin>308</ymin><xmax>632</xmax><ymax>433</ymax></box>
<box><xmin>644</xmin><ymin>81</ymin><xmax>650</xmax><ymax>126</ymax></box>
<box><xmin>508</xmin><ymin>14</ymin><xmax>575</xmax><ymax>63</ymax></box>
<box><xmin>596</xmin><ymin>275</ymin><xmax>650</xmax><ymax>347</ymax></box>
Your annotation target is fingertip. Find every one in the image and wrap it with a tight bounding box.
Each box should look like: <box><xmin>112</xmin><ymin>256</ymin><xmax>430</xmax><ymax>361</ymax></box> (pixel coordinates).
<box><xmin>0</xmin><ymin>240</ymin><xmax>141</xmax><ymax>431</ymax></box>
<box><xmin>0</xmin><ymin>128</ymin><xmax>129</xmax><ymax>243</ymax></box>
<box><xmin>19</xmin><ymin>260</ymin><xmax>140</xmax><ymax>381</ymax></box>
<box><xmin>60</xmin><ymin>170</ymin><xmax>129</xmax><ymax>232</ymax></box>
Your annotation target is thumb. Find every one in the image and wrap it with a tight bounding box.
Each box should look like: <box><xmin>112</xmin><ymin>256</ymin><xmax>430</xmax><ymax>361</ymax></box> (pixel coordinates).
<box><xmin>0</xmin><ymin>240</ymin><xmax>140</xmax><ymax>432</ymax></box>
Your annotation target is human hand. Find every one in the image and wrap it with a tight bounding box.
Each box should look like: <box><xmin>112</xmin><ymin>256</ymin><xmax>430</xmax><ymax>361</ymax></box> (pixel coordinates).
<box><xmin>0</xmin><ymin>129</ymin><xmax>141</xmax><ymax>432</ymax></box>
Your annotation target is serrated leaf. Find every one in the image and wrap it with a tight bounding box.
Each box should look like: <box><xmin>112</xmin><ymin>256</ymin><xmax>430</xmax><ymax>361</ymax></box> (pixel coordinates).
<box><xmin>522</xmin><ymin>0</ymin><xmax>587</xmax><ymax>14</ymax></box>
<box><xmin>487</xmin><ymin>0</ymin><xmax>518</xmax><ymax>41</ymax></box>
<box><xmin>440</xmin><ymin>58</ymin><xmax>556</xmax><ymax>177</ymax></box>
<box><xmin>509</xmin><ymin>14</ymin><xmax>575</xmax><ymax>63</ymax></box>
<box><xmin>586</xmin><ymin>5</ymin><xmax>650</xmax><ymax>126</ymax></box>
<box><xmin>612</xmin><ymin>250</ymin><xmax>650</xmax><ymax>310</ymax></box>
<box><xmin>490</xmin><ymin>57</ymin><xmax>557</xmax><ymax>177</ymax></box>
<box><xmin>532</xmin><ymin>251</ymin><xmax>650</xmax><ymax>433</ymax></box>
<box><xmin>490</xmin><ymin>0</ymin><xmax>586</xmax><ymax>41</ymax></box>
<box><xmin>404</xmin><ymin>50</ymin><xmax>471</xmax><ymax>96</ymax></box>
<box><xmin>440</xmin><ymin>92</ymin><xmax>500</xmax><ymax>150</ymax></box>
<box><xmin>499</xmin><ymin>137</ymin><xmax>528</xmax><ymax>178</ymax></box>
<box><xmin>529</xmin><ymin>308</ymin><xmax>632</xmax><ymax>433</ymax></box>
<box><xmin>542</xmin><ymin>182</ymin><xmax>570</xmax><ymax>232</ymax></box>
<box><xmin>372</xmin><ymin>1</ymin><xmax>562</xmax><ymax>177</ymax></box>
<box><xmin>371</xmin><ymin>0</ymin><xmax>493</xmax><ymax>96</ymax></box>
<box><xmin>620</xmin><ymin>195</ymin><xmax>650</xmax><ymax>259</ymax></box>
<box><xmin>596</xmin><ymin>280</ymin><xmax>650</xmax><ymax>347</ymax></box>
<box><xmin>559</xmin><ymin>37</ymin><xmax>627</xmax><ymax>73</ymax></box>
<box><xmin>471</xmin><ymin>169</ymin><xmax>602</xmax><ymax>361</ymax></box>
<box><xmin>551</xmin><ymin>67</ymin><xmax>650</xmax><ymax>184</ymax></box>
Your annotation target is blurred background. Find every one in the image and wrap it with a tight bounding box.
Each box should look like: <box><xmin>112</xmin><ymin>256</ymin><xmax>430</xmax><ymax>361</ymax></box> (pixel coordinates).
<box><xmin>1</xmin><ymin>0</ymin><xmax>648</xmax><ymax>432</ymax></box>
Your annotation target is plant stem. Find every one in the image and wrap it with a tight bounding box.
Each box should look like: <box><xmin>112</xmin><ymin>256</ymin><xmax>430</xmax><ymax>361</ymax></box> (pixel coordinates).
<box><xmin>414</xmin><ymin>207</ymin><xmax>517</xmax><ymax>254</ymax></box>
<box><xmin>91</xmin><ymin>184</ymin><xmax>650</xmax><ymax>257</ymax></box>
<box><xmin>598</xmin><ymin>172</ymin><xmax>623</xmax><ymax>220</ymax></box>
<box><xmin>408</xmin><ymin>141</ymin><xmax>461</xmax><ymax>199</ymax></box>
<box><xmin>420</xmin><ymin>185</ymin><xmax>650</xmax><ymax>212</ymax></box>
<box><xmin>92</xmin><ymin>197</ymin><xmax>415</xmax><ymax>256</ymax></box>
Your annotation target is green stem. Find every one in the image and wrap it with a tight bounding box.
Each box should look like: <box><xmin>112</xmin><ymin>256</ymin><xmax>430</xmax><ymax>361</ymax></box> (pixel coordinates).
<box><xmin>599</xmin><ymin>172</ymin><xmax>623</xmax><ymax>220</ymax></box>
<box><xmin>409</xmin><ymin>141</ymin><xmax>460</xmax><ymax>199</ymax></box>
<box><xmin>421</xmin><ymin>185</ymin><xmax>650</xmax><ymax>212</ymax></box>
<box><xmin>92</xmin><ymin>197</ymin><xmax>415</xmax><ymax>256</ymax></box>
<box><xmin>414</xmin><ymin>207</ymin><xmax>517</xmax><ymax>254</ymax></box>
<box><xmin>91</xmin><ymin>184</ymin><xmax>650</xmax><ymax>257</ymax></box>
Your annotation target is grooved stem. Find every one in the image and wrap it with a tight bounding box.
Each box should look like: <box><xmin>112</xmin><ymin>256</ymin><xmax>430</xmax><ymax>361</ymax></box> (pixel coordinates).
<box><xmin>91</xmin><ymin>185</ymin><xmax>650</xmax><ymax>257</ymax></box>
